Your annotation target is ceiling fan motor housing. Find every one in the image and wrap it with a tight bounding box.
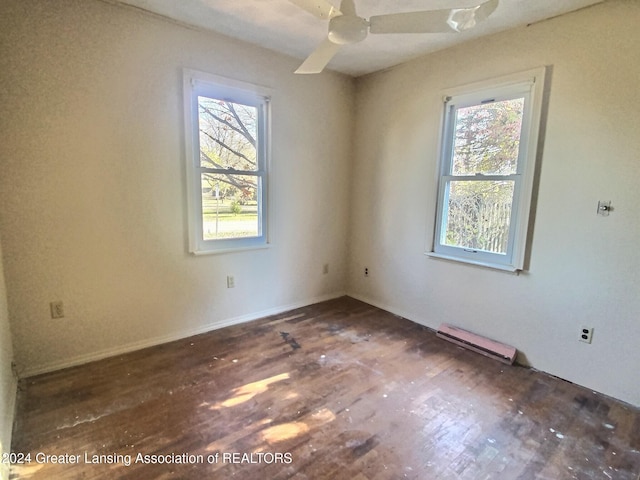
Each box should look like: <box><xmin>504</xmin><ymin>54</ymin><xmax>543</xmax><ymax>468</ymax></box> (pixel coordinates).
<box><xmin>328</xmin><ymin>15</ymin><xmax>368</xmax><ymax>44</ymax></box>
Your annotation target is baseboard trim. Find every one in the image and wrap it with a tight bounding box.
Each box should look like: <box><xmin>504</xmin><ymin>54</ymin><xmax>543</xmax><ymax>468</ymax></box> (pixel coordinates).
<box><xmin>21</xmin><ymin>292</ymin><xmax>346</xmax><ymax>378</ymax></box>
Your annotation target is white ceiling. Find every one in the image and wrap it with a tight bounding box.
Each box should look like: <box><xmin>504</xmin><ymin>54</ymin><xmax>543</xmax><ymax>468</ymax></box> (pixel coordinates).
<box><xmin>114</xmin><ymin>0</ymin><xmax>604</xmax><ymax>77</ymax></box>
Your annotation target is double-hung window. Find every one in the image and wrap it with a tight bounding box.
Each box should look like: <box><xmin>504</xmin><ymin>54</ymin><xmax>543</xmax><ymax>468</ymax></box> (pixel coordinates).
<box><xmin>431</xmin><ymin>68</ymin><xmax>547</xmax><ymax>271</ymax></box>
<box><xmin>184</xmin><ymin>70</ymin><xmax>270</xmax><ymax>254</ymax></box>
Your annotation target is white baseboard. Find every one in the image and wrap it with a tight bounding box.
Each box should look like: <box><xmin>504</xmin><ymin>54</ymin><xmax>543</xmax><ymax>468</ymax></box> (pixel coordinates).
<box><xmin>21</xmin><ymin>292</ymin><xmax>345</xmax><ymax>378</ymax></box>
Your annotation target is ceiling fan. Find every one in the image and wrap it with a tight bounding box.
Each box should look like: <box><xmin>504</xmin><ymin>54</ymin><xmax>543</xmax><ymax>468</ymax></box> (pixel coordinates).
<box><xmin>290</xmin><ymin>0</ymin><xmax>499</xmax><ymax>74</ymax></box>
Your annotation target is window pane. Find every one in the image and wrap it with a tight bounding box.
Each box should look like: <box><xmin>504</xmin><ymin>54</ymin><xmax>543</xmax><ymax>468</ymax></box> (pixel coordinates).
<box><xmin>201</xmin><ymin>173</ymin><xmax>260</xmax><ymax>240</ymax></box>
<box><xmin>443</xmin><ymin>180</ymin><xmax>514</xmax><ymax>254</ymax></box>
<box><xmin>451</xmin><ymin>98</ymin><xmax>524</xmax><ymax>176</ymax></box>
<box><xmin>198</xmin><ymin>97</ymin><xmax>258</xmax><ymax>171</ymax></box>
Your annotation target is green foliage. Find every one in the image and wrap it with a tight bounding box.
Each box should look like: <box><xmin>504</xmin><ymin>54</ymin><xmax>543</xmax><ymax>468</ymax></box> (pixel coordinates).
<box><xmin>229</xmin><ymin>200</ymin><xmax>242</xmax><ymax>215</ymax></box>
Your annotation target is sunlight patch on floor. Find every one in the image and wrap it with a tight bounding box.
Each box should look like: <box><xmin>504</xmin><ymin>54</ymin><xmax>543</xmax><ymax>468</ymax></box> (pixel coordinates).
<box><xmin>260</xmin><ymin>422</ymin><xmax>309</xmax><ymax>443</ymax></box>
<box><xmin>211</xmin><ymin>373</ymin><xmax>290</xmax><ymax>409</ymax></box>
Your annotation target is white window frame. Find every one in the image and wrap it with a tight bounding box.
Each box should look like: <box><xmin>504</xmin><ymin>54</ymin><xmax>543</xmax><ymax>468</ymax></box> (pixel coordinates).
<box><xmin>183</xmin><ymin>69</ymin><xmax>271</xmax><ymax>255</ymax></box>
<box><xmin>428</xmin><ymin>67</ymin><xmax>547</xmax><ymax>272</ymax></box>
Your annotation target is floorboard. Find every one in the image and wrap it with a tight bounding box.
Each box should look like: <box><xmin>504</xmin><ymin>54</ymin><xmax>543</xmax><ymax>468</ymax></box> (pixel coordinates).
<box><xmin>10</xmin><ymin>297</ymin><xmax>640</xmax><ymax>479</ymax></box>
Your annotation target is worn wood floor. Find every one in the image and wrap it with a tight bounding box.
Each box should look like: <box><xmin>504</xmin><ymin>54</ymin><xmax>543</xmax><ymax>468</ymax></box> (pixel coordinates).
<box><xmin>10</xmin><ymin>297</ymin><xmax>640</xmax><ymax>479</ymax></box>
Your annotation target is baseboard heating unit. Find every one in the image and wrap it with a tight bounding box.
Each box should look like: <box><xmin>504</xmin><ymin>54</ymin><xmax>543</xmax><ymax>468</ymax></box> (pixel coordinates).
<box><xmin>436</xmin><ymin>324</ymin><xmax>517</xmax><ymax>365</ymax></box>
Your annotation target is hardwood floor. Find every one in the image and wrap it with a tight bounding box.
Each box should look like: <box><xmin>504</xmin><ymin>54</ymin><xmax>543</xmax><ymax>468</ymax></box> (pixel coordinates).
<box><xmin>10</xmin><ymin>297</ymin><xmax>640</xmax><ymax>479</ymax></box>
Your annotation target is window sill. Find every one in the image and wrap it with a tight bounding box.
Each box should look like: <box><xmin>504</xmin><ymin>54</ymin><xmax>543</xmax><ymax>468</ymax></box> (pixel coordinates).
<box><xmin>425</xmin><ymin>252</ymin><xmax>520</xmax><ymax>273</ymax></box>
<box><xmin>191</xmin><ymin>244</ymin><xmax>271</xmax><ymax>256</ymax></box>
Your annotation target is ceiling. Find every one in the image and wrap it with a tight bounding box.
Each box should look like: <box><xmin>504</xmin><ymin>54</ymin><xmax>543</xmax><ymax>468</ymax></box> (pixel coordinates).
<box><xmin>113</xmin><ymin>0</ymin><xmax>604</xmax><ymax>77</ymax></box>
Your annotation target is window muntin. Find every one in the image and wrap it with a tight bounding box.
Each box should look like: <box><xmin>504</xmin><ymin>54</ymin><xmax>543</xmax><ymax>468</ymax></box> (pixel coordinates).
<box><xmin>184</xmin><ymin>70</ymin><xmax>270</xmax><ymax>254</ymax></box>
<box><xmin>431</xmin><ymin>68</ymin><xmax>546</xmax><ymax>271</ymax></box>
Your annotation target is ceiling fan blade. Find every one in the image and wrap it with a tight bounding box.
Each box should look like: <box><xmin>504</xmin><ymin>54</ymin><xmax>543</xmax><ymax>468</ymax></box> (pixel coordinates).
<box><xmin>339</xmin><ymin>0</ymin><xmax>356</xmax><ymax>17</ymax></box>
<box><xmin>289</xmin><ymin>0</ymin><xmax>341</xmax><ymax>20</ymax></box>
<box><xmin>295</xmin><ymin>38</ymin><xmax>342</xmax><ymax>74</ymax></box>
<box><xmin>369</xmin><ymin>0</ymin><xmax>498</xmax><ymax>34</ymax></box>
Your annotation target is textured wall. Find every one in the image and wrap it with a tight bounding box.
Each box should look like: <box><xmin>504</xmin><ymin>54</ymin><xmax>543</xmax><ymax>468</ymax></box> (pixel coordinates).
<box><xmin>0</xmin><ymin>0</ymin><xmax>354</xmax><ymax>375</ymax></box>
<box><xmin>348</xmin><ymin>0</ymin><xmax>640</xmax><ymax>406</ymax></box>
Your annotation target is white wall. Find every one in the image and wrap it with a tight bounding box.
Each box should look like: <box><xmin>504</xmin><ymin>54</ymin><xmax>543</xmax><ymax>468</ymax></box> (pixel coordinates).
<box><xmin>348</xmin><ymin>0</ymin><xmax>640</xmax><ymax>407</ymax></box>
<box><xmin>0</xmin><ymin>0</ymin><xmax>354</xmax><ymax>375</ymax></box>
<box><xmin>0</xmin><ymin>240</ymin><xmax>17</xmax><ymax>480</ymax></box>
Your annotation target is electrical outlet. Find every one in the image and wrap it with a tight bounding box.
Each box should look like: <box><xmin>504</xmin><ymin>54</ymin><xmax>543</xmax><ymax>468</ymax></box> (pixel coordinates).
<box><xmin>50</xmin><ymin>301</ymin><xmax>64</xmax><ymax>319</ymax></box>
<box><xmin>364</xmin><ymin>267</ymin><xmax>369</xmax><ymax>277</ymax></box>
<box><xmin>579</xmin><ymin>326</ymin><xmax>593</xmax><ymax>344</ymax></box>
<box><xmin>227</xmin><ymin>275</ymin><xmax>235</xmax><ymax>288</ymax></box>
<box><xmin>323</xmin><ymin>263</ymin><xmax>329</xmax><ymax>275</ymax></box>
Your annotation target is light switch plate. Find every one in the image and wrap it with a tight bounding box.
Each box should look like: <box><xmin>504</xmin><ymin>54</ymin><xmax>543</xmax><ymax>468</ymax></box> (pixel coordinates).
<box><xmin>597</xmin><ymin>200</ymin><xmax>611</xmax><ymax>216</ymax></box>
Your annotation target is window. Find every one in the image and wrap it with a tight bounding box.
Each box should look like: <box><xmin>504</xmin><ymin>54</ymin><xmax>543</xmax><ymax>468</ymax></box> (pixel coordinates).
<box><xmin>183</xmin><ymin>70</ymin><xmax>271</xmax><ymax>254</ymax></box>
<box><xmin>430</xmin><ymin>68</ymin><xmax>547</xmax><ymax>271</ymax></box>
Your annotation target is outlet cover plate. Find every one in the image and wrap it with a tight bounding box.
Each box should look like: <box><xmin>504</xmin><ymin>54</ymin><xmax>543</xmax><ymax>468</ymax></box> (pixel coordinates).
<box><xmin>579</xmin><ymin>326</ymin><xmax>593</xmax><ymax>344</ymax></box>
<box><xmin>50</xmin><ymin>301</ymin><xmax>65</xmax><ymax>319</ymax></box>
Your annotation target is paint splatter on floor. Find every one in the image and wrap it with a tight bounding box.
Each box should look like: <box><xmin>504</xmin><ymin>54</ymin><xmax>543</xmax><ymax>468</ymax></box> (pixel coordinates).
<box><xmin>280</xmin><ymin>331</ymin><xmax>301</xmax><ymax>349</ymax></box>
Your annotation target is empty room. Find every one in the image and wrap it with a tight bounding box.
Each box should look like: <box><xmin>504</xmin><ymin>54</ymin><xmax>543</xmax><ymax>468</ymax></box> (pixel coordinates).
<box><xmin>0</xmin><ymin>0</ymin><xmax>639</xmax><ymax>478</ymax></box>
